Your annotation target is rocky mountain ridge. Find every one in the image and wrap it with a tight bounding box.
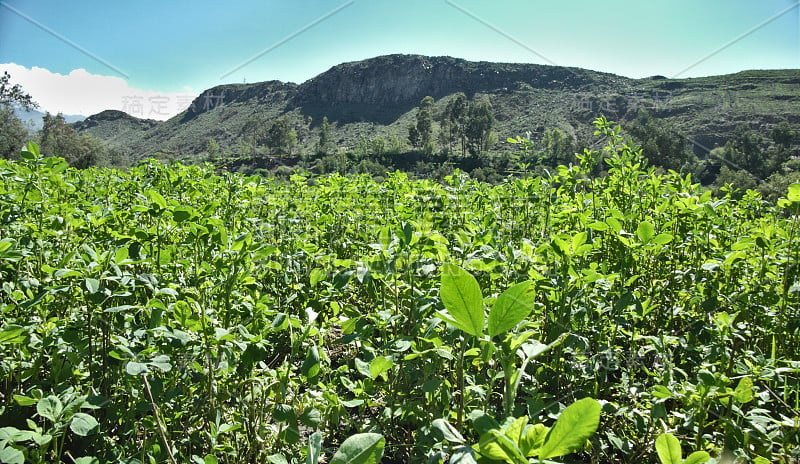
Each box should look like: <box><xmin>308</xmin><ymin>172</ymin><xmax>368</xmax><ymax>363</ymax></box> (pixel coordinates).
<box><xmin>74</xmin><ymin>54</ymin><xmax>800</xmax><ymax>163</ymax></box>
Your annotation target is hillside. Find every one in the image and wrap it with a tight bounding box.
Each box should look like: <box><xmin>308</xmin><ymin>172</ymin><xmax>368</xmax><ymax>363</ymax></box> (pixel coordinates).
<box><xmin>74</xmin><ymin>54</ymin><xmax>800</xmax><ymax>167</ymax></box>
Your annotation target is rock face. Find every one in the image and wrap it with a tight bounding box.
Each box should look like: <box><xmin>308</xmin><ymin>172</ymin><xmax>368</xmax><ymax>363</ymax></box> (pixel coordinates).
<box><xmin>291</xmin><ymin>54</ymin><xmax>627</xmax><ymax>124</ymax></box>
<box><xmin>296</xmin><ymin>54</ymin><xmax>623</xmax><ymax>106</ymax></box>
<box><xmin>184</xmin><ymin>81</ymin><xmax>298</xmax><ymax>119</ymax></box>
<box><xmin>74</xmin><ymin>110</ymin><xmax>158</xmax><ymax>132</ymax></box>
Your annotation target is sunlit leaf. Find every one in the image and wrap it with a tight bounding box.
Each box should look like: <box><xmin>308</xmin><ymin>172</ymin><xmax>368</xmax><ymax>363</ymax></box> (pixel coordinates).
<box><xmin>488</xmin><ymin>281</ymin><xmax>535</xmax><ymax>336</ymax></box>
<box><xmin>655</xmin><ymin>433</ymin><xmax>682</xmax><ymax>464</ymax></box>
<box><xmin>330</xmin><ymin>433</ymin><xmax>385</xmax><ymax>464</ymax></box>
<box><xmin>439</xmin><ymin>263</ymin><xmax>484</xmax><ymax>337</ymax></box>
<box><xmin>539</xmin><ymin>398</ymin><xmax>600</xmax><ymax>459</ymax></box>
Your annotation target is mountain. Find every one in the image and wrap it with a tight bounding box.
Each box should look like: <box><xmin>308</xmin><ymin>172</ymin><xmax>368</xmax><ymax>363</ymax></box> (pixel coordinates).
<box><xmin>74</xmin><ymin>54</ymin><xmax>800</xmax><ymax>165</ymax></box>
<box><xmin>15</xmin><ymin>107</ymin><xmax>85</xmax><ymax>130</ymax></box>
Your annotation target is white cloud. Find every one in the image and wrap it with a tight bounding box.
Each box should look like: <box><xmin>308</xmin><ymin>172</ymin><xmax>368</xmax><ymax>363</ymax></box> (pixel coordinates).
<box><xmin>0</xmin><ymin>63</ymin><xmax>197</xmax><ymax>121</ymax></box>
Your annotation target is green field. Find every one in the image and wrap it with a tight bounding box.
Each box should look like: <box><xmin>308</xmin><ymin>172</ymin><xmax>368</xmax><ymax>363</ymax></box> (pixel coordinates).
<box><xmin>1</xmin><ymin>119</ymin><xmax>799</xmax><ymax>463</ymax></box>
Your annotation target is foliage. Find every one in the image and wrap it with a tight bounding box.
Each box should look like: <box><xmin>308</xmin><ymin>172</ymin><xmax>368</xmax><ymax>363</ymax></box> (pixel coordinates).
<box><xmin>0</xmin><ymin>71</ymin><xmax>37</xmax><ymax>110</ymax></box>
<box><xmin>316</xmin><ymin>116</ymin><xmax>335</xmax><ymax>156</ymax></box>
<box><xmin>465</xmin><ymin>100</ymin><xmax>495</xmax><ymax>156</ymax></box>
<box><xmin>39</xmin><ymin>113</ymin><xmax>106</xmax><ymax>168</ymax></box>
<box><xmin>627</xmin><ymin>109</ymin><xmax>696</xmax><ymax>172</ymax></box>
<box><xmin>442</xmin><ymin>93</ymin><xmax>468</xmax><ymax>156</ymax></box>
<box><xmin>409</xmin><ymin>96</ymin><xmax>435</xmax><ymax>155</ymax></box>
<box><xmin>267</xmin><ymin>118</ymin><xmax>298</xmax><ymax>155</ymax></box>
<box><xmin>1</xmin><ymin>119</ymin><xmax>799</xmax><ymax>463</ymax></box>
<box><xmin>0</xmin><ymin>107</ymin><xmax>28</xmax><ymax>159</ymax></box>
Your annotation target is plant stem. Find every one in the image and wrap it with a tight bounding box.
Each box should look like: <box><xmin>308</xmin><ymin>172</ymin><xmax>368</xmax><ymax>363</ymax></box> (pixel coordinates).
<box><xmin>141</xmin><ymin>373</ymin><xmax>179</xmax><ymax>464</ymax></box>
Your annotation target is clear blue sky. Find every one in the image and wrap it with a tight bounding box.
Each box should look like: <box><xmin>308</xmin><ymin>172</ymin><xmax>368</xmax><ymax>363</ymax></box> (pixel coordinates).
<box><xmin>0</xmin><ymin>0</ymin><xmax>798</xmax><ymax>117</ymax></box>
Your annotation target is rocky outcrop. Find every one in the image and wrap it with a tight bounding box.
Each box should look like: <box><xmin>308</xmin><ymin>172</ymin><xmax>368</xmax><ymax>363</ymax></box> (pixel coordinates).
<box><xmin>184</xmin><ymin>80</ymin><xmax>298</xmax><ymax>119</ymax></box>
<box><xmin>75</xmin><ymin>110</ymin><xmax>157</xmax><ymax>129</ymax></box>
<box><xmin>296</xmin><ymin>54</ymin><xmax>627</xmax><ymax>106</ymax></box>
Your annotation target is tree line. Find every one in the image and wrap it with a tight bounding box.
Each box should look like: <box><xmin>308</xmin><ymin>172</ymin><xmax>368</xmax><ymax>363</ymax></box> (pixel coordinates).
<box><xmin>407</xmin><ymin>93</ymin><xmax>496</xmax><ymax>157</ymax></box>
<box><xmin>1</xmin><ymin>72</ymin><xmax>107</xmax><ymax>168</ymax></box>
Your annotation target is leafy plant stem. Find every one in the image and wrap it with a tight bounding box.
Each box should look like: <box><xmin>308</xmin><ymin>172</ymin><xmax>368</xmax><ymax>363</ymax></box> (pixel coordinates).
<box><xmin>457</xmin><ymin>335</ymin><xmax>467</xmax><ymax>430</ymax></box>
<box><xmin>141</xmin><ymin>373</ymin><xmax>179</xmax><ymax>464</ymax></box>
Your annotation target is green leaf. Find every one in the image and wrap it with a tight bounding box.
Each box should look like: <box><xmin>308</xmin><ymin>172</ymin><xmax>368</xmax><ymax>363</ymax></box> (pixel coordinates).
<box><xmin>125</xmin><ymin>361</ymin><xmax>149</xmax><ymax>376</ymax></box>
<box><xmin>299</xmin><ymin>408</ymin><xmax>321</xmax><ymax>427</ymax></box>
<box><xmin>651</xmin><ymin>385</ymin><xmax>673</xmax><ymax>399</ymax></box>
<box><xmin>651</xmin><ymin>234</ymin><xmax>673</xmax><ymax>245</ymax></box>
<box><xmin>85</xmin><ymin>278</ymin><xmax>100</xmax><ymax>294</ymax></box>
<box><xmin>450</xmin><ymin>446</ymin><xmax>478</xmax><ymax>464</ymax></box>
<box><xmin>309</xmin><ymin>268</ymin><xmax>327</xmax><ymax>288</ymax></box>
<box><xmin>217</xmin><ymin>422</ymin><xmax>242</xmax><ymax>434</ymax></box>
<box><xmin>13</xmin><ymin>394</ymin><xmax>36</xmax><ymax>406</ymax></box>
<box><xmin>571</xmin><ymin>232</ymin><xmax>587</xmax><ymax>252</ymax></box>
<box><xmin>172</xmin><ymin>207</ymin><xmax>194</xmax><ymax>223</ymax></box>
<box><xmin>487</xmin><ymin>281</ymin><xmax>535</xmax><ymax>336</ymax></box>
<box><xmin>150</xmin><ymin>355</ymin><xmax>172</xmax><ymax>373</ymax></box>
<box><xmin>520</xmin><ymin>423</ymin><xmax>549</xmax><ymax>457</ymax></box>
<box><xmin>605</xmin><ymin>217</ymin><xmax>622</xmax><ymax>234</ymax></box>
<box><xmin>268</xmin><ymin>454</ymin><xmax>288</xmax><ymax>464</ymax></box>
<box><xmin>684</xmin><ymin>451</ymin><xmax>711</xmax><ymax>464</ymax></box>
<box><xmin>300</xmin><ymin>345</ymin><xmax>321</xmax><ymax>380</ymax></box>
<box><xmin>273</xmin><ymin>404</ymin><xmax>296</xmax><ymax>423</ymax></box>
<box><xmin>0</xmin><ymin>238</ymin><xmax>12</xmax><ymax>253</ymax></box>
<box><xmin>636</xmin><ymin>221</ymin><xmax>655</xmax><ymax>244</ymax></box>
<box><xmin>36</xmin><ymin>395</ymin><xmax>63</xmax><ymax>423</ymax></box>
<box><xmin>0</xmin><ymin>447</ymin><xmax>24</xmax><ymax>464</ymax></box>
<box><xmin>354</xmin><ymin>358</ymin><xmax>371</xmax><ymax>378</ymax></box>
<box><xmin>788</xmin><ymin>183</ymin><xmax>800</xmax><ymax>202</ymax></box>
<box><xmin>369</xmin><ymin>356</ymin><xmax>393</xmax><ymax>380</ymax></box>
<box><xmin>146</xmin><ymin>190</ymin><xmax>167</xmax><ymax>210</ymax></box>
<box><xmin>439</xmin><ymin>263</ymin><xmax>484</xmax><ymax>337</ymax></box>
<box><xmin>432</xmin><ymin>418</ymin><xmax>465</xmax><ymax>444</ymax></box>
<box><xmin>469</xmin><ymin>410</ymin><xmax>501</xmax><ymax>434</ymax></box>
<box><xmin>27</xmin><ymin>141</ymin><xmax>40</xmax><ymax>157</ymax></box>
<box><xmin>733</xmin><ymin>377</ymin><xmax>754</xmax><ymax>404</ymax></box>
<box><xmin>478</xmin><ymin>429</ymin><xmax>526</xmax><ymax>463</ymax></box>
<box><xmin>306</xmin><ymin>431</ymin><xmax>322</xmax><ymax>464</ymax></box>
<box><xmin>330</xmin><ymin>433</ymin><xmax>385</xmax><ymax>464</ymax></box>
<box><xmin>0</xmin><ymin>325</ymin><xmax>26</xmax><ymax>344</ymax></box>
<box><xmin>539</xmin><ymin>398</ymin><xmax>601</xmax><ymax>459</ymax></box>
<box><xmin>203</xmin><ymin>455</ymin><xmax>219</xmax><ymax>464</ymax></box>
<box><xmin>70</xmin><ymin>413</ymin><xmax>99</xmax><ymax>436</ymax></box>
<box><xmin>655</xmin><ymin>433</ymin><xmax>682</xmax><ymax>464</ymax></box>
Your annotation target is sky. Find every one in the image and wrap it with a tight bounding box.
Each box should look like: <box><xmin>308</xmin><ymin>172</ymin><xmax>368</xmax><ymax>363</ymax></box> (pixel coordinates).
<box><xmin>1</xmin><ymin>0</ymin><xmax>798</xmax><ymax>120</ymax></box>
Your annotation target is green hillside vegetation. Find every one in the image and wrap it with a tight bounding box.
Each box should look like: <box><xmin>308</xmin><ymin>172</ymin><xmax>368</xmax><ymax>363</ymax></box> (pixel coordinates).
<box><xmin>1</xmin><ymin>118</ymin><xmax>798</xmax><ymax>463</ymax></box>
<box><xmin>63</xmin><ymin>55</ymin><xmax>800</xmax><ymax>191</ymax></box>
<box><xmin>3</xmin><ymin>55</ymin><xmax>798</xmax><ymax>192</ymax></box>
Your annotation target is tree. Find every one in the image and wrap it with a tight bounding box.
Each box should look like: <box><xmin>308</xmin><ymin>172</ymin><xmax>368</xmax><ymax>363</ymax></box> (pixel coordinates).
<box><xmin>0</xmin><ymin>71</ymin><xmax>37</xmax><ymax>110</ymax></box>
<box><xmin>627</xmin><ymin>109</ymin><xmax>696</xmax><ymax>172</ymax></box>
<box><xmin>723</xmin><ymin>124</ymin><xmax>767</xmax><ymax>179</ymax></box>
<box><xmin>0</xmin><ymin>72</ymin><xmax>36</xmax><ymax>158</ymax></box>
<box><xmin>408</xmin><ymin>96</ymin><xmax>435</xmax><ymax>154</ymax></box>
<box><xmin>444</xmin><ymin>93</ymin><xmax>468</xmax><ymax>156</ymax></box>
<box><xmin>465</xmin><ymin>100</ymin><xmax>495</xmax><ymax>156</ymax></box>
<box><xmin>39</xmin><ymin>112</ymin><xmax>104</xmax><ymax>168</ymax></box>
<box><xmin>407</xmin><ymin>123</ymin><xmax>420</xmax><ymax>150</ymax></box>
<box><xmin>0</xmin><ymin>106</ymin><xmax>28</xmax><ymax>158</ymax></box>
<box><xmin>540</xmin><ymin>128</ymin><xmax>576</xmax><ymax>166</ymax></box>
<box><xmin>771</xmin><ymin>122</ymin><xmax>796</xmax><ymax>149</ymax></box>
<box><xmin>417</xmin><ymin>96</ymin><xmax>435</xmax><ymax>155</ymax></box>
<box><xmin>315</xmin><ymin>116</ymin><xmax>334</xmax><ymax>155</ymax></box>
<box><xmin>206</xmin><ymin>138</ymin><xmax>220</xmax><ymax>156</ymax></box>
<box><xmin>266</xmin><ymin>118</ymin><xmax>297</xmax><ymax>154</ymax></box>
